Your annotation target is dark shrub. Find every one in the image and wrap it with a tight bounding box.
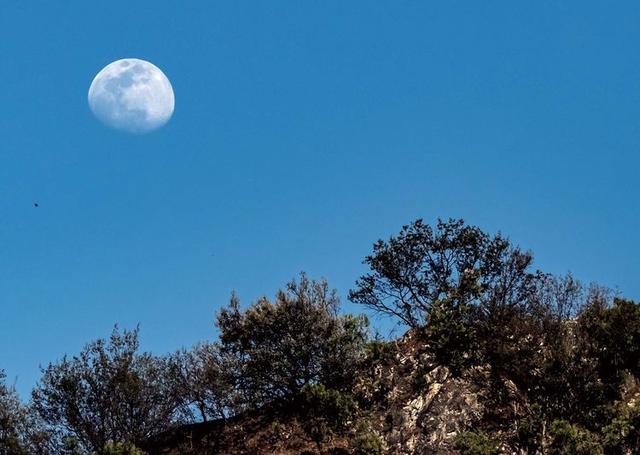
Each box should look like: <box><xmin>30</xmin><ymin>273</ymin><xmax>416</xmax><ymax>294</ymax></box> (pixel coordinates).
<box><xmin>217</xmin><ymin>274</ymin><xmax>369</xmax><ymax>408</ymax></box>
<box><xmin>548</xmin><ymin>420</ymin><xmax>602</xmax><ymax>455</ymax></box>
<box><xmin>97</xmin><ymin>442</ymin><xmax>146</xmax><ymax>455</ymax></box>
<box><xmin>425</xmin><ymin>298</ymin><xmax>476</xmax><ymax>375</ymax></box>
<box><xmin>32</xmin><ymin>327</ymin><xmax>181</xmax><ymax>453</ymax></box>
<box><xmin>454</xmin><ymin>430</ymin><xmax>500</xmax><ymax>455</ymax></box>
<box><xmin>297</xmin><ymin>384</ymin><xmax>358</xmax><ymax>447</ymax></box>
<box><xmin>602</xmin><ymin>401</ymin><xmax>640</xmax><ymax>454</ymax></box>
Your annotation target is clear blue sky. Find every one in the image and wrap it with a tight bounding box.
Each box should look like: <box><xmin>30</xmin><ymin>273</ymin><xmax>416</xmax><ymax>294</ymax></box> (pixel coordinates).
<box><xmin>1</xmin><ymin>1</ymin><xmax>639</xmax><ymax>397</ymax></box>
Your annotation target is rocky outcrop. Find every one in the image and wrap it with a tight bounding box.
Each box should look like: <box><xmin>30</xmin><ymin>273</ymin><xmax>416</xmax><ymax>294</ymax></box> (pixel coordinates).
<box><xmin>146</xmin><ymin>330</ymin><xmax>518</xmax><ymax>454</ymax></box>
<box><xmin>357</xmin><ymin>331</ymin><xmax>487</xmax><ymax>454</ymax></box>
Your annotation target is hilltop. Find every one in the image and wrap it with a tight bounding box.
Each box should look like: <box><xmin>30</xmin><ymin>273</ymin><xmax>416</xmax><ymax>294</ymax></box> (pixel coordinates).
<box><xmin>2</xmin><ymin>219</ymin><xmax>639</xmax><ymax>455</ymax></box>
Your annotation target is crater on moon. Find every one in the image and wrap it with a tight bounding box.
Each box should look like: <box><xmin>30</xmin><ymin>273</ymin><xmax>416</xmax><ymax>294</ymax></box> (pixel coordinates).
<box><xmin>88</xmin><ymin>58</ymin><xmax>175</xmax><ymax>134</ymax></box>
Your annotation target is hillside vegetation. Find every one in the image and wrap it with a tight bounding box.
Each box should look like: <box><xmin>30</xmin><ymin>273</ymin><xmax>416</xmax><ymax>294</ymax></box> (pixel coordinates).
<box><xmin>2</xmin><ymin>219</ymin><xmax>639</xmax><ymax>454</ymax></box>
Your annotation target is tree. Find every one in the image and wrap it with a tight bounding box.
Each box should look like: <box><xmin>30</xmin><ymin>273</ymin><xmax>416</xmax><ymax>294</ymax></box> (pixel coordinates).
<box><xmin>216</xmin><ymin>274</ymin><xmax>369</xmax><ymax>408</ymax></box>
<box><xmin>526</xmin><ymin>281</ymin><xmax>611</xmax><ymax>425</ymax></box>
<box><xmin>31</xmin><ymin>327</ymin><xmax>183</xmax><ymax>453</ymax></box>
<box><xmin>425</xmin><ymin>298</ymin><xmax>476</xmax><ymax>375</ymax></box>
<box><xmin>602</xmin><ymin>400</ymin><xmax>640</xmax><ymax>453</ymax></box>
<box><xmin>600</xmin><ymin>298</ymin><xmax>640</xmax><ymax>378</ymax></box>
<box><xmin>349</xmin><ymin>218</ymin><xmax>538</xmax><ymax>329</ymax></box>
<box><xmin>0</xmin><ymin>371</ymin><xmax>52</xmax><ymax>455</ymax></box>
<box><xmin>0</xmin><ymin>370</ymin><xmax>28</xmax><ymax>454</ymax></box>
<box><xmin>547</xmin><ymin>420</ymin><xmax>603</xmax><ymax>455</ymax></box>
<box><xmin>350</xmin><ymin>219</ymin><xmax>541</xmax><ymax>379</ymax></box>
<box><xmin>168</xmin><ymin>342</ymin><xmax>235</xmax><ymax>422</ymax></box>
<box><xmin>573</xmin><ymin>295</ymin><xmax>640</xmax><ymax>416</ymax></box>
<box><xmin>297</xmin><ymin>384</ymin><xmax>358</xmax><ymax>448</ymax></box>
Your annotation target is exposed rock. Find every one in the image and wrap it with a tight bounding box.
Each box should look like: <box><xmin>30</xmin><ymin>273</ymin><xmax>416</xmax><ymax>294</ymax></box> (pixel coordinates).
<box><xmin>356</xmin><ymin>331</ymin><xmax>487</xmax><ymax>454</ymax></box>
<box><xmin>145</xmin><ymin>329</ymin><xmax>516</xmax><ymax>454</ymax></box>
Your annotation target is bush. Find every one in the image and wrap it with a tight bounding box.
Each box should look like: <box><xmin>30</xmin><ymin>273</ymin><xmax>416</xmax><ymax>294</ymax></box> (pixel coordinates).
<box><xmin>352</xmin><ymin>434</ymin><xmax>382</xmax><ymax>455</ymax></box>
<box><xmin>31</xmin><ymin>327</ymin><xmax>182</xmax><ymax>453</ymax></box>
<box><xmin>168</xmin><ymin>342</ymin><xmax>235</xmax><ymax>421</ymax></box>
<box><xmin>548</xmin><ymin>420</ymin><xmax>602</xmax><ymax>455</ymax></box>
<box><xmin>297</xmin><ymin>384</ymin><xmax>359</xmax><ymax>447</ymax></box>
<box><xmin>514</xmin><ymin>405</ymin><xmax>544</xmax><ymax>454</ymax></box>
<box><xmin>217</xmin><ymin>274</ymin><xmax>369</xmax><ymax>408</ymax></box>
<box><xmin>602</xmin><ymin>401</ymin><xmax>640</xmax><ymax>453</ymax></box>
<box><xmin>0</xmin><ymin>371</ymin><xmax>53</xmax><ymax>455</ymax></box>
<box><xmin>454</xmin><ymin>431</ymin><xmax>500</xmax><ymax>455</ymax></box>
<box><xmin>588</xmin><ymin>299</ymin><xmax>640</xmax><ymax>388</ymax></box>
<box><xmin>363</xmin><ymin>339</ymin><xmax>396</xmax><ymax>366</ymax></box>
<box><xmin>0</xmin><ymin>370</ymin><xmax>28</xmax><ymax>454</ymax></box>
<box><xmin>351</xmin><ymin>419</ymin><xmax>382</xmax><ymax>455</ymax></box>
<box><xmin>572</xmin><ymin>296</ymin><xmax>640</xmax><ymax>427</ymax></box>
<box><xmin>97</xmin><ymin>442</ymin><xmax>146</xmax><ymax>455</ymax></box>
<box><xmin>426</xmin><ymin>299</ymin><xmax>476</xmax><ymax>375</ymax></box>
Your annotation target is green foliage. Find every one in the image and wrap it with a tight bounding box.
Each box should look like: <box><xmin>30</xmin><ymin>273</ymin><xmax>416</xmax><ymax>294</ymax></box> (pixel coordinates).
<box><xmin>351</xmin><ymin>218</ymin><xmax>640</xmax><ymax>444</ymax></box>
<box><xmin>591</xmin><ymin>299</ymin><xmax>640</xmax><ymax>383</ymax></box>
<box><xmin>0</xmin><ymin>370</ymin><xmax>53</xmax><ymax>455</ymax></box>
<box><xmin>454</xmin><ymin>431</ymin><xmax>500</xmax><ymax>455</ymax></box>
<box><xmin>349</xmin><ymin>218</ymin><xmax>542</xmax><ymax>382</ymax></box>
<box><xmin>548</xmin><ymin>420</ymin><xmax>602</xmax><ymax>455</ymax></box>
<box><xmin>168</xmin><ymin>342</ymin><xmax>235</xmax><ymax>421</ymax></box>
<box><xmin>217</xmin><ymin>274</ymin><xmax>369</xmax><ymax>407</ymax></box>
<box><xmin>352</xmin><ymin>434</ymin><xmax>382</xmax><ymax>455</ymax></box>
<box><xmin>296</xmin><ymin>385</ymin><xmax>382</xmax><ymax>453</ymax></box>
<box><xmin>351</xmin><ymin>419</ymin><xmax>382</xmax><ymax>455</ymax></box>
<box><xmin>96</xmin><ymin>442</ymin><xmax>146</xmax><ymax>455</ymax></box>
<box><xmin>514</xmin><ymin>405</ymin><xmax>544</xmax><ymax>453</ymax></box>
<box><xmin>349</xmin><ymin>218</ymin><xmax>537</xmax><ymax>330</ymax></box>
<box><xmin>353</xmin><ymin>437</ymin><xmax>382</xmax><ymax>454</ymax></box>
<box><xmin>11</xmin><ymin>219</ymin><xmax>640</xmax><ymax>454</ymax></box>
<box><xmin>31</xmin><ymin>327</ymin><xmax>182</xmax><ymax>453</ymax></box>
<box><xmin>0</xmin><ymin>370</ymin><xmax>28</xmax><ymax>454</ymax></box>
<box><xmin>360</xmin><ymin>222</ymin><xmax>640</xmax><ymax>451</ymax></box>
<box><xmin>61</xmin><ymin>437</ymin><xmax>85</xmax><ymax>455</ymax></box>
<box><xmin>297</xmin><ymin>384</ymin><xmax>358</xmax><ymax>446</ymax></box>
<box><xmin>602</xmin><ymin>401</ymin><xmax>640</xmax><ymax>453</ymax></box>
<box><xmin>521</xmin><ymin>278</ymin><xmax>606</xmax><ymax>424</ymax></box>
<box><xmin>426</xmin><ymin>299</ymin><xmax>476</xmax><ymax>375</ymax></box>
<box><xmin>571</xmin><ymin>296</ymin><xmax>640</xmax><ymax>426</ymax></box>
<box><xmin>363</xmin><ymin>339</ymin><xmax>396</xmax><ymax>366</ymax></box>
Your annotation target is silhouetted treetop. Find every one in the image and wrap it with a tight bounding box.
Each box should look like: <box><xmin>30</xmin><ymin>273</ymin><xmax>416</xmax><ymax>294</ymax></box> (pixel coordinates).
<box><xmin>349</xmin><ymin>218</ymin><xmax>539</xmax><ymax>328</ymax></box>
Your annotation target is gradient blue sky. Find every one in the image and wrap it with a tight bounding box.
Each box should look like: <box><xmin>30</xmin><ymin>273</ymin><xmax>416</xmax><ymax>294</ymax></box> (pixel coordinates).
<box><xmin>1</xmin><ymin>1</ymin><xmax>639</xmax><ymax>397</ymax></box>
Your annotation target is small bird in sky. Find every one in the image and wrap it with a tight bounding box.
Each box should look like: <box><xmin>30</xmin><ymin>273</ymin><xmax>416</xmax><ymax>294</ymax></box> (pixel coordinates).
<box><xmin>33</xmin><ymin>202</ymin><xmax>39</xmax><ymax>208</ymax></box>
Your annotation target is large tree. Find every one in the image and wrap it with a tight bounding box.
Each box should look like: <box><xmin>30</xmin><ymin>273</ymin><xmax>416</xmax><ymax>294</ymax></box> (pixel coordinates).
<box><xmin>216</xmin><ymin>274</ymin><xmax>369</xmax><ymax>408</ymax></box>
<box><xmin>349</xmin><ymin>218</ymin><xmax>539</xmax><ymax>329</ymax></box>
<box><xmin>349</xmin><ymin>218</ymin><xmax>554</xmax><ymax>384</ymax></box>
<box><xmin>168</xmin><ymin>342</ymin><xmax>235</xmax><ymax>422</ymax></box>
<box><xmin>0</xmin><ymin>371</ymin><xmax>52</xmax><ymax>455</ymax></box>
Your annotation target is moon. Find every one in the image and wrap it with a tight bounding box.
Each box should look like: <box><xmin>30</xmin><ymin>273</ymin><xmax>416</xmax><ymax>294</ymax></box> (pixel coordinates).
<box><xmin>88</xmin><ymin>58</ymin><xmax>175</xmax><ymax>133</ymax></box>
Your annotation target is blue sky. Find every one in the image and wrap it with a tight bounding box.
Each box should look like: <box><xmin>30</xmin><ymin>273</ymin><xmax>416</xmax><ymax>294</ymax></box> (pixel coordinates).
<box><xmin>1</xmin><ymin>1</ymin><xmax>639</xmax><ymax>397</ymax></box>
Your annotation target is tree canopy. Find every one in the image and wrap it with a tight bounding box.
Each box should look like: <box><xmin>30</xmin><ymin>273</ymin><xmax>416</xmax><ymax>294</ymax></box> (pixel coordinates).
<box><xmin>216</xmin><ymin>274</ymin><xmax>369</xmax><ymax>407</ymax></box>
<box><xmin>31</xmin><ymin>327</ymin><xmax>181</xmax><ymax>453</ymax></box>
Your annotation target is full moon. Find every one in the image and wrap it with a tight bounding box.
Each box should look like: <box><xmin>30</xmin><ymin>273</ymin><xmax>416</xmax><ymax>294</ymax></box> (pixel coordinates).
<box><xmin>88</xmin><ymin>58</ymin><xmax>175</xmax><ymax>133</ymax></box>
